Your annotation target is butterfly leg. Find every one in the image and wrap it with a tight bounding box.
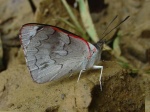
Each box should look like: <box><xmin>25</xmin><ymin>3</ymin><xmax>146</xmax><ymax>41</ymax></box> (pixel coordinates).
<box><xmin>92</xmin><ymin>65</ymin><xmax>103</xmax><ymax>91</ymax></box>
<box><xmin>69</xmin><ymin>73</ymin><xmax>73</xmax><ymax>77</ymax></box>
<box><xmin>77</xmin><ymin>69</ymin><xmax>86</xmax><ymax>82</ymax></box>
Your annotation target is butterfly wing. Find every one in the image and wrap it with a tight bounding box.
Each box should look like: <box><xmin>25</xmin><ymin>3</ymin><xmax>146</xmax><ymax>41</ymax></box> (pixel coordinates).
<box><xmin>19</xmin><ymin>23</ymin><xmax>91</xmax><ymax>83</ymax></box>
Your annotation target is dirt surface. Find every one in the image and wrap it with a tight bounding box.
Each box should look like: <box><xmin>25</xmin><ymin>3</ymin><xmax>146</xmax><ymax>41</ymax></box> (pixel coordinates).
<box><xmin>0</xmin><ymin>0</ymin><xmax>148</xmax><ymax>112</ymax></box>
<box><xmin>0</xmin><ymin>52</ymin><xmax>144</xmax><ymax>111</ymax></box>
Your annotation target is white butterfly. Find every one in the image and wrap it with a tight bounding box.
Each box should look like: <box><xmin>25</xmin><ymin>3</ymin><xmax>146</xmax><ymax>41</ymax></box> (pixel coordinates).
<box><xmin>19</xmin><ymin>23</ymin><xmax>103</xmax><ymax>90</ymax></box>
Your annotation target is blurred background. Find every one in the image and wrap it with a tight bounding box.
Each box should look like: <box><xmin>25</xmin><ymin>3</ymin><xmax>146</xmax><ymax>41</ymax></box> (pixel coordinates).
<box><xmin>0</xmin><ymin>0</ymin><xmax>149</xmax><ymax>111</ymax></box>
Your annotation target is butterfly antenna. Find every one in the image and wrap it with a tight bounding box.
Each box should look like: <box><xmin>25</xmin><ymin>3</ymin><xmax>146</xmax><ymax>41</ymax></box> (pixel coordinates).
<box><xmin>97</xmin><ymin>16</ymin><xmax>130</xmax><ymax>44</ymax></box>
<box><xmin>101</xmin><ymin>15</ymin><xmax>118</xmax><ymax>36</ymax></box>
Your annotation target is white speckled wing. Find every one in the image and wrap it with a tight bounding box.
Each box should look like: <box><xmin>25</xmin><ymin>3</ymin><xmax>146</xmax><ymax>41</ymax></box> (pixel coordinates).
<box><xmin>19</xmin><ymin>24</ymin><xmax>91</xmax><ymax>83</ymax></box>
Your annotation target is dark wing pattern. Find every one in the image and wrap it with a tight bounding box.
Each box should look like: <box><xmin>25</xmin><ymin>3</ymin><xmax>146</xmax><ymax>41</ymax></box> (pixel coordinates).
<box><xmin>19</xmin><ymin>24</ymin><xmax>90</xmax><ymax>83</ymax></box>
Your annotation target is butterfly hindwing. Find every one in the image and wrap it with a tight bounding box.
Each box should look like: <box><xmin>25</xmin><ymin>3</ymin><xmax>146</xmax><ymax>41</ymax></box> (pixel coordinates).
<box><xmin>19</xmin><ymin>23</ymin><xmax>91</xmax><ymax>83</ymax></box>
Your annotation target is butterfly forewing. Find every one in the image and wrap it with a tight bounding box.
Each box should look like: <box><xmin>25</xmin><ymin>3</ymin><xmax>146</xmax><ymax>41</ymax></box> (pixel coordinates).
<box><xmin>19</xmin><ymin>24</ymin><xmax>91</xmax><ymax>83</ymax></box>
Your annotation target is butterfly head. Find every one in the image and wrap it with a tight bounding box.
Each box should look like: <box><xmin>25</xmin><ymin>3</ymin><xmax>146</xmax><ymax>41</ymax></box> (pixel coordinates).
<box><xmin>94</xmin><ymin>39</ymin><xmax>105</xmax><ymax>51</ymax></box>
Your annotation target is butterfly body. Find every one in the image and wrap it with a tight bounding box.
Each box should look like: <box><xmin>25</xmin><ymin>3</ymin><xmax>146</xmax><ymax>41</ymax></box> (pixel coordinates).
<box><xmin>19</xmin><ymin>23</ymin><xmax>102</xmax><ymax>84</ymax></box>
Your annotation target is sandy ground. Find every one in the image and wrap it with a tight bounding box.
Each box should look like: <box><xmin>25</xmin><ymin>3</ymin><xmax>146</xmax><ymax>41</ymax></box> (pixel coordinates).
<box><xmin>0</xmin><ymin>48</ymin><xmax>144</xmax><ymax>111</ymax></box>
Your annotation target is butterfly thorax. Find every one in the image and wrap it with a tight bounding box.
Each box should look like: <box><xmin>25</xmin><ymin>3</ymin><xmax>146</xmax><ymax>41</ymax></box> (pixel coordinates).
<box><xmin>81</xmin><ymin>42</ymin><xmax>101</xmax><ymax>70</ymax></box>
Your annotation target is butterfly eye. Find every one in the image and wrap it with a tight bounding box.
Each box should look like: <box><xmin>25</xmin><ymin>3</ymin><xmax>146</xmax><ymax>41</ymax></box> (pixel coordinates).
<box><xmin>92</xmin><ymin>50</ymin><xmax>95</xmax><ymax>54</ymax></box>
<box><xmin>92</xmin><ymin>48</ymin><xmax>97</xmax><ymax>53</ymax></box>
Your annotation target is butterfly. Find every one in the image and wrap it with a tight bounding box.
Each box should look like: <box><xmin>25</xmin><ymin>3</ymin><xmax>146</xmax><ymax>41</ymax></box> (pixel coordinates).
<box><xmin>19</xmin><ymin>23</ymin><xmax>104</xmax><ymax>90</ymax></box>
